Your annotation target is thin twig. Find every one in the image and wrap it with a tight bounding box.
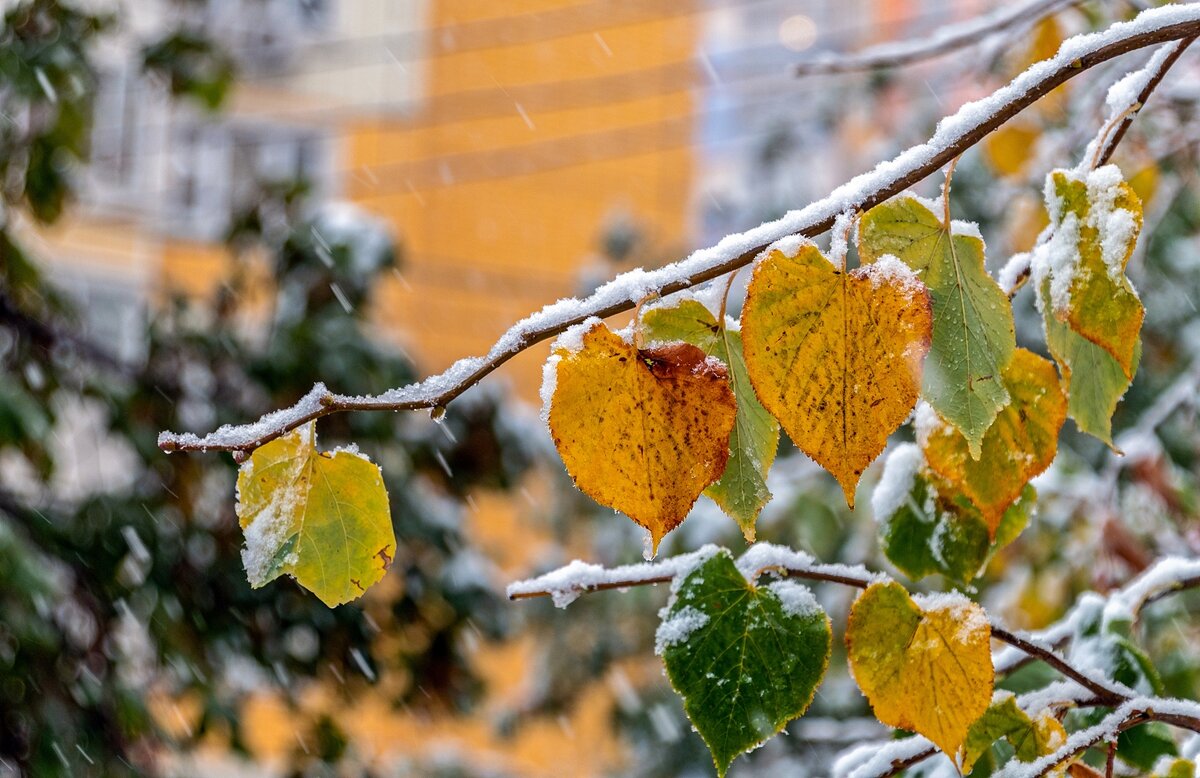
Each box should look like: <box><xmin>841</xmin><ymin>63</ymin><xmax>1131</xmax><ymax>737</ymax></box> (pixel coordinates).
<box><xmin>1105</xmin><ymin>740</ymin><xmax>1116</xmax><ymax>778</ymax></box>
<box><xmin>160</xmin><ymin>11</ymin><xmax>1200</xmax><ymax>453</ymax></box>
<box><xmin>793</xmin><ymin>0</ymin><xmax>1077</xmax><ymax>77</ymax></box>
<box><xmin>989</xmin><ymin>627</ymin><xmax>1125</xmax><ymax>706</ymax></box>
<box><xmin>1096</xmin><ymin>36</ymin><xmax>1196</xmax><ymax>167</ymax></box>
<box><xmin>880</xmin><ymin>745</ymin><xmax>940</xmax><ymax>777</ymax></box>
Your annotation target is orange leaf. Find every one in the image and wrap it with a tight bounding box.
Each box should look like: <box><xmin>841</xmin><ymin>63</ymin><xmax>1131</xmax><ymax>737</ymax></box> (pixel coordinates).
<box><xmin>547</xmin><ymin>322</ymin><xmax>737</xmax><ymax>553</ymax></box>
<box><xmin>919</xmin><ymin>348</ymin><xmax>1066</xmax><ymax>535</ymax></box>
<box><xmin>741</xmin><ymin>244</ymin><xmax>932</xmax><ymax>507</ymax></box>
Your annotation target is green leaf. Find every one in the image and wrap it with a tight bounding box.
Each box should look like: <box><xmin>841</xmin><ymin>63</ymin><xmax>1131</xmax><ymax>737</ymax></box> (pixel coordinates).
<box><xmin>1043</xmin><ymin>284</ymin><xmax>1141</xmax><ymax>447</ymax></box>
<box><xmin>963</xmin><ymin>695</ymin><xmax>1066</xmax><ymax>774</ymax></box>
<box><xmin>236</xmin><ymin>423</ymin><xmax>396</xmax><ymax>607</ymax></box>
<box><xmin>1118</xmin><ymin>721</ymin><xmax>1178</xmax><ymax>771</ymax></box>
<box><xmin>875</xmin><ymin>444</ymin><xmax>1033</xmax><ymax>585</ymax></box>
<box><xmin>641</xmin><ymin>299</ymin><xmax>780</xmax><ymax>540</ymax></box>
<box><xmin>658</xmin><ymin>549</ymin><xmax>831</xmax><ymax>776</ymax></box>
<box><xmin>859</xmin><ymin>196</ymin><xmax>1016</xmax><ymax>456</ymax></box>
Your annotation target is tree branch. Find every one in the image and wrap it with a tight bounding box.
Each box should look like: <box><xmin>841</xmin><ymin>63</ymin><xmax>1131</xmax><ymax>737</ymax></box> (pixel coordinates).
<box><xmin>989</xmin><ymin>626</ymin><xmax>1126</xmax><ymax>706</ymax></box>
<box><xmin>1096</xmin><ymin>36</ymin><xmax>1196</xmax><ymax>167</ymax></box>
<box><xmin>159</xmin><ymin>6</ymin><xmax>1200</xmax><ymax>454</ymax></box>
<box><xmin>793</xmin><ymin>0</ymin><xmax>1076</xmax><ymax>77</ymax></box>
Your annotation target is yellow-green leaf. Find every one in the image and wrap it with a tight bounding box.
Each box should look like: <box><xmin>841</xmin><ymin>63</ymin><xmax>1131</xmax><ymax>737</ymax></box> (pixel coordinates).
<box><xmin>919</xmin><ymin>348</ymin><xmax>1065</xmax><ymax>534</ymax></box>
<box><xmin>235</xmin><ymin>424</ymin><xmax>395</xmax><ymax>608</ymax></box>
<box><xmin>1043</xmin><ymin>293</ymin><xmax>1140</xmax><ymax>447</ymax></box>
<box><xmin>1153</xmin><ymin>758</ymin><xmax>1197</xmax><ymax>778</ymax></box>
<box><xmin>740</xmin><ymin>243</ymin><xmax>932</xmax><ymax>507</ymax></box>
<box><xmin>859</xmin><ymin>196</ymin><xmax>1016</xmax><ymax>457</ymax></box>
<box><xmin>641</xmin><ymin>299</ymin><xmax>780</xmax><ymax>540</ymax></box>
<box><xmin>846</xmin><ymin>581</ymin><xmax>993</xmax><ymax>759</ymax></box>
<box><xmin>962</xmin><ymin>695</ymin><xmax>1068</xmax><ymax>774</ymax></box>
<box><xmin>547</xmin><ymin>322</ymin><xmax>737</xmax><ymax>553</ymax></box>
<box><xmin>1043</xmin><ymin>167</ymin><xmax>1144</xmax><ymax>377</ymax></box>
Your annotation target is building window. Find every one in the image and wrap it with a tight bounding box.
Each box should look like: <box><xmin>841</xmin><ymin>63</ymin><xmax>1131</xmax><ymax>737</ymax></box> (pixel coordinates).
<box><xmin>53</xmin><ymin>272</ymin><xmax>146</xmax><ymax>366</ymax></box>
<box><xmin>165</xmin><ymin>120</ymin><xmax>330</xmax><ymax>239</ymax></box>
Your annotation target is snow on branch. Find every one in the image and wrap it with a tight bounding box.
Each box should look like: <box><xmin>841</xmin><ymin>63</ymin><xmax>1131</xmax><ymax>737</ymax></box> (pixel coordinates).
<box><xmin>992</xmin><ymin>555</ymin><xmax>1200</xmax><ymax>673</ymax></box>
<box><xmin>158</xmin><ymin>5</ymin><xmax>1200</xmax><ymax>454</ymax></box>
<box><xmin>997</xmin><ymin>697</ymin><xmax>1200</xmax><ymax>777</ymax></box>
<box><xmin>514</xmin><ymin>546</ymin><xmax>1200</xmax><ymax>778</ymax></box>
<box><xmin>1090</xmin><ymin>36</ymin><xmax>1197</xmax><ymax>169</ymax></box>
<box><xmin>837</xmin><ymin>694</ymin><xmax>1200</xmax><ymax>778</ymax></box>
<box><xmin>793</xmin><ymin>0</ymin><xmax>1075</xmax><ymax>77</ymax></box>
<box><xmin>505</xmin><ymin>542</ymin><xmax>884</xmax><ymax>607</ymax></box>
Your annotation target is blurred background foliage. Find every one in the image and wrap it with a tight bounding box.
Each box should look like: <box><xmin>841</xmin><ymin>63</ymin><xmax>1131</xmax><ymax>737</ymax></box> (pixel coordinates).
<box><xmin>1</xmin><ymin>1</ymin><xmax>1199</xmax><ymax>777</ymax></box>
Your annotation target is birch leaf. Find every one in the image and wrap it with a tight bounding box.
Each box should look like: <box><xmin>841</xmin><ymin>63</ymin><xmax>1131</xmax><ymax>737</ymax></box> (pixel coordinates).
<box><xmin>641</xmin><ymin>299</ymin><xmax>780</xmax><ymax>540</ymax></box>
<box><xmin>919</xmin><ymin>349</ymin><xmax>1065</xmax><ymax>534</ymax></box>
<box><xmin>547</xmin><ymin>322</ymin><xmax>737</xmax><ymax>554</ymax></box>
<box><xmin>235</xmin><ymin>423</ymin><xmax>395</xmax><ymax>608</ymax></box>
<box><xmin>876</xmin><ymin>445</ymin><xmax>1035</xmax><ymax>585</ymax></box>
<box><xmin>659</xmin><ymin>550</ymin><xmax>831</xmax><ymax>777</ymax></box>
<box><xmin>1044</xmin><ymin>168</ymin><xmax>1144</xmax><ymax>377</ymax></box>
<box><xmin>859</xmin><ymin>197</ymin><xmax>1016</xmax><ymax>456</ymax></box>
<box><xmin>962</xmin><ymin>695</ymin><xmax>1067</xmax><ymax>775</ymax></box>
<box><xmin>846</xmin><ymin>581</ymin><xmax>993</xmax><ymax>760</ymax></box>
<box><xmin>740</xmin><ymin>243</ymin><xmax>932</xmax><ymax>507</ymax></box>
<box><xmin>1043</xmin><ymin>295</ymin><xmax>1140</xmax><ymax>447</ymax></box>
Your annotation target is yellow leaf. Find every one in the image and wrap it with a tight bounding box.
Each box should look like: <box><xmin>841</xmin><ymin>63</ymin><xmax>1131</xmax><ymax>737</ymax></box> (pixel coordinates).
<box><xmin>984</xmin><ymin>121</ymin><xmax>1041</xmax><ymax>179</ymax></box>
<box><xmin>845</xmin><ymin>581</ymin><xmax>993</xmax><ymax>760</ymax></box>
<box><xmin>919</xmin><ymin>348</ymin><xmax>1066</xmax><ymax>534</ymax></box>
<box><xmin>236</xmin><ymin>424</ymin><xmax>396</xmax><ymax>608</ymax></box>
<box><xmin>740</xmin><ymin>244</ymin><xmax>932</xmax><ymax>507</ymax></box>
<box><xmin>547</xmin><ymin>322</ymin><xmax>737</xmax><ymax>553</ymax></box>
<box><xmin>1047</xmin><ymin>168</ymin><xmax>1145</xmax><ymax>378</ymax></box>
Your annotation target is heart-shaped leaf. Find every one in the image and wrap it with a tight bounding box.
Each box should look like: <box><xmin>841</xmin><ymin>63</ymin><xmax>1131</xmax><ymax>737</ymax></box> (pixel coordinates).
<box><xmin>236</xmin><ymin>423</ymin><xmax>395</xmax><ymax>607</ymax></box>
<box><xmin>740</xmin><ymin>242</ymin><xmax>932</xmax><ymax>507</ymax></box>
<box><xmin>846</xmin><ymin>581</ymin><xmax>993</xmax><ymax>759</ymax></box>
<box><xmin>546</xmin><ymin>322</ymin><xmax>737</xmax><ymax>553</ymax></box>
<box><xmin>659</xmin><ymin>549</ymin><xmax>831</xmax><ymax>777</ymax></box>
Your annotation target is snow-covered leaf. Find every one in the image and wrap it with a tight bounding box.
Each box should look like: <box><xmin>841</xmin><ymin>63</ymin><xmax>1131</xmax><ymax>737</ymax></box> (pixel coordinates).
<box><xmin>235</xmin><ymin>423</ymin><xmax>395</xmax><ymax>607</ymax></box>
<box><xmin>874</xmin><ymin>443</ymin><xmax>1034</xmax><ymax>584</ymax></box>
<box><xmin>659</xmin><ymin>549</ymin><xmax>831</xmax><ymax>777</ymax></box>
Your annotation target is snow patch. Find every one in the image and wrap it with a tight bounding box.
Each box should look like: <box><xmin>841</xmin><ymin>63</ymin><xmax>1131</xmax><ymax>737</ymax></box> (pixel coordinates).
<box><xmin>871</xmin><ymin>443</ymin><xmax>923</xmax><ymax>521</ymax></box>
<box><xmin>765</xmin><ymin>233</ymin><xmax>810</xmax><ymax>260</ymax></box>
<box><xmin>865</xmin><ymin>254</ymin><xmax>923</xmax><ymax>296</ymax></box>
<box><xmin>654</xmin><ymin>605</ymin><xmax>709</xmax><ymax>655</ymax></box>
<box><xmin>767</xmin><ymin>580</ymin><xmax>821</xmax><ymax>618</ymax></box>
